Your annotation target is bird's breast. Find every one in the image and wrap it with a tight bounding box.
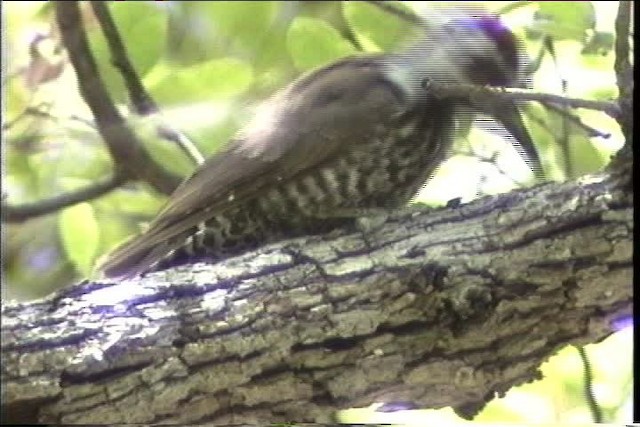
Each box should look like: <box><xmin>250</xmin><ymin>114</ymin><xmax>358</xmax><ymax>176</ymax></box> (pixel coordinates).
<box><xmin>255</xmin><ymin>99</ymin><xmax>458</xmax><ymax>218</ymax></box>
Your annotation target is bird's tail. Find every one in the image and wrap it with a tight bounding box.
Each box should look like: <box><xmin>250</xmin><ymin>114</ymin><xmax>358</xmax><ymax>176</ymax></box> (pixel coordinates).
<box><xmin>98</xmin><ymin>231</ymin><xmax>189</xmax><ymax>279</ymax></box>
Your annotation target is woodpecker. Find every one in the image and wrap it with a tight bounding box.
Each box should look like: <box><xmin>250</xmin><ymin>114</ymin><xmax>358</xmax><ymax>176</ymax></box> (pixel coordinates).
<box><xmin>101</xmin><ymin>11</ymin><xmax>542</xmax><ymax>278</ymax></box>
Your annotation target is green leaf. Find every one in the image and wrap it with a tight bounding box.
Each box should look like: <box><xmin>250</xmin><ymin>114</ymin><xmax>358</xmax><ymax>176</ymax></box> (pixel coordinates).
<box><xmin>148</xmin><ymin>58</ymin><xmax>253</xmax><ymax>104</ymax></box>
<box><xmin>166</xmin><ymin>1</ymin><xmax>277</xmax><ymax>66</ymax></box>
<box><xmin>87</xmin><ymin>1</ymin><xmax>167</xmax><ymax>103</ymax></box>
<box><xmin>545</xmin><ymin>106</ymin><xmax>606</xmax><ymax>177</ymax></box>
<box><xmin>93</xmin><ymin>185</ymin><xmax>165</xmax><ymax>217</ymax></box>
<box><xmin>190</xmin><ymin>115</ymin><xmax>239</xmax><ymax>156</ymax></box>
<box><xmin>566</xmin><ymin>129</ymin><xmax>607</xmax><ymax>178</ymax></box>
<box><xmin>58</xmin><ymin>202</ymin><xmax>100</xmax><ymax>275</ymax></box>
<box><xmin>343</xmin><ymin>1</ymin><xmax>417</xmax><ymax>51</ymax></box>
<box><xmin>581</xmin><ymin>31</ymin><xmax>615</xmax><ymax>55</ymax></box>
<box><xmin>144</xmin><ymin>136</ymin><xmax>197</xmax><ymax>178</ymax></box>
<box><xmin>523</xmin><ymin>104</ymin><xmax>606</xmax><ymax>180</ymax></box>
<box><xmin>94</xmin><ymin>207</ymin><xmax>143</xmax><ymax>254</ymax></box>
<box><xmin>5</xmin><ymin>146</ymin><xmax>40</xmax><ymax>201</ymax></box>
<box><xmin>496</xmin><ymin>1</ymin><xmax>532</xmax><ymax>16</ymax></box>
<box><xmin>5</xmin><ymin>75</ymin><xmax>30</xmax><ymax>118</ymax></box>
<box><xmin>203</xmin><ymin>1</ymin><xmax>277</xmax><ymax>51</ymax></box>
<box><xmin>287</xmin><ymin>17</ymin><xmax>357</xmax><ymax>71</ymax></box>
<box><xmin>521</xmin><ymin>104</ymin><xmax>564</xmax><ymax>180</ymax></box>
<box><xmin>530</xmin><ymin>1</ymin><xmax>595</xmax><ymax>41</ymax></box>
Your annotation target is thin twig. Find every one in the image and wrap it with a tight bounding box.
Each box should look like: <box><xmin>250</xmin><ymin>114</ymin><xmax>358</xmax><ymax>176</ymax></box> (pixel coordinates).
<box><xmin>453</xmin><ymin>148</ymin><xmax>529</xmax><ymax>189</ymax></box>
<box><xmin>3</xmin><ymin>104</ymin><xmax>98</xmax><ymax>132</ymax></box>
<box><xmin>89</xmin><ymin>0</ymin><xmax>154</xmax><ymax>115</ymax></box>
<box><xmin>2</xmin><ymin>103</ymin><xmax>52</xmax><ymax>131</ymax></box>
<box><xmin>543</xmin><ymin>103</ymin><xmax>611</xmax><ymax>139</ymax></box>
<box><xmin>68</xmin><ymin>114</ymin><xmax>97</xmax><ymax>129</ymax></box>
<box><xmin>2</xmin><ymin>174</ymin><xmax>126</xmax><ymax>223</ymax></box>
<box><xmin>89</xmin><ymin>0</ymin><xmax>204</xmax><ymax>166</ymax></box>
<box><xmin>576</xmin><ymin>346</ymin><xmax>603</xmax><ymax>423</ymax></box>
<box><xmin>54</xmin><ymin>2</ymin><xmax>180</xmax><ymax>194</ymax></box>
<box><xmin>523</xmin><ymin>35</ymin><xmax>550</xmax><ymax>76</ymax></box>
<box><xmin>495</xmin><ymin>1</ymin><xmax>531</xmax><ymax>16</ymax></box>
<box><xmin>424</xmin><ymin>80</ymin><xmax>622</xmax><ymax>118</ymax></box>
<box><xmin>156</xmin><ymin>125</ymin><xmax>205</xmax><ymax>165</ymax></box>
<box><xmin>336</xmin><ymin>19</ymin><xmax>364</xmax><ymax>52</ymax></box>
<box><xmin>362</xmin><ymin>1</ymin><xmax>422</xmax><ymax>25</ymax></box>
<box><xmin>544</xmin><ymin>37</ymin><xmax>574</xmax><ymax>177</ymax></box>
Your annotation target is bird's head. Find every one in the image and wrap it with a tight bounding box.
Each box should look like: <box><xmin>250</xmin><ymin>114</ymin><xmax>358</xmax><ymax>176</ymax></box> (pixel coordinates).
<box><xmin>390</xmin><ymin>8</ymin><xmax>528</xmax><ymax>96</ymax></box>
<box><xmin>441</xmin><ymin>14</ymin><xmax>522</xmax><ymax>87</ymax></box>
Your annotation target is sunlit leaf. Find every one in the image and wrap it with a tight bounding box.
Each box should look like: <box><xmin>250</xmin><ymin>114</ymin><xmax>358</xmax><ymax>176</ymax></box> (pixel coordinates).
<box><xmin>93</xmin><ymin>207</ymin><xmax>143</xmax><ymax>254</ymax></box>
<box><xmin>5</xmin><ymin>75</ymin><xmax>30</xmax><ymax>118</ymax></box>
<box><xmin>582</xmin><ymin>31</ymin><xmax>615</xmax><ymax>55</ymax></box>
<box><xmin>94</xmin><ymin>186</ymin><xmax>165</xmax><ymax>217</ymax></box>
<box><xmin>529</xmin><ymin>1</ymin><xmax>595</xmax><ymax>41</ymax></box>
<box><xmin>566</xmin><ymin>130</ymin><xmax>608</xmax><ymax>177</ymax></box>
<box><xmin>148</xmin><ymin>58</ymin><xmax>253</xmax><ymax>104</ymax></box>
<box><xmin>190</xmin><ymin>116</ymin><xmax>239</xmax><ymax>156</ymax></box>
<box><xmin>58</xmin><ymin>202</ymin><xmax>100</xmax><ymax>275</ymax></box>
<box><xmin>495</xmin><ymin>1</ymin><xmax>532</xmax><ymax>16</ymax></box>
<box><xmin>202</xmin><ymin>1</ymin><xmax>277</xmax><ymax>51</ymax></box>
<box><xmin>522</xmin><ymin>104</ymin><xmax>566</xmax><ymax>181</ymax></box>
<box><xmin>6</xmin><ymin>148</ymin><xmax>33</xmax><ymax>186</ymax></box>
<box><xmin>524</xmin><ymin>103</ymin><xmax>607</xmax><ymax>180</ymax></box>
<box><xmin>26</xmin><ymin>136</ymin><xmax>110</xmax><ymax>204</ymax></box>
<box><xmin>144</xmin><ymin>136</ymin><xmax>197</xmax><ymax>178</ymax></box>
<box><xmin>86</xmin><ymin>1</ymin><xmax>167</xmax><ymax>103</ymax></box>
<box><xmin>287</xmin><ymin>17</ymin><xmax>357</xmax><ymax>71</ymax></box>
<box><xmin>166</xmin><ymin>1</ymin><xmax>278</xmax><ymax>66</ymax></box>
<box><xmin>343</xmin><ymin>1</ymin><xmax>417</xmax><ymax>51</ymax></box>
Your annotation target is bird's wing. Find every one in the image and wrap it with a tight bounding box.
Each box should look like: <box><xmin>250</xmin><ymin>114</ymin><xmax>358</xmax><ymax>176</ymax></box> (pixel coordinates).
<box><xmin>100</xmin><ymin>57</ymin><xmax>406</xmax><ymax>277</ymax></box>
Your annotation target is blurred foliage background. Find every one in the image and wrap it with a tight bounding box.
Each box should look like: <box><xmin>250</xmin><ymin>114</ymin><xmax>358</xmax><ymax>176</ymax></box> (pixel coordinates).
<box><xmin>1</xmin><ymin>0</ymin><xmax>631</xmax><ymax>423</ymax></box>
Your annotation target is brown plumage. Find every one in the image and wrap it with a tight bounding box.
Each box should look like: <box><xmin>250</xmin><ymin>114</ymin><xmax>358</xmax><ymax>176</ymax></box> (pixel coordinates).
<box><xmin>100</xmin><ymin>13</ymin><xmax>541</xmax><ymax>278</ymax></box>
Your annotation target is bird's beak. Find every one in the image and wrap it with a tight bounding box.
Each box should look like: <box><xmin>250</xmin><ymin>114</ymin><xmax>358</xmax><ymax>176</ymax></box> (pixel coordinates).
<box><xmin>475</xmin><ymin>96</ymin><xmax>545</xmax><ymax>182</ymax></box>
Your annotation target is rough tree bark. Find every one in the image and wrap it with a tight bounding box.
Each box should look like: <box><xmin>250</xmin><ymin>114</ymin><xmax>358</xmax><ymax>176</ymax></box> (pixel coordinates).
<box><xmin>3</xmin><ymin>1</ymin><xmax>634</xmax><ymax>423</ymax></box>
<box><xmin>1</xmin><ymin>157</ymin><xmax>632</xmax><ymax>424</ymax></box>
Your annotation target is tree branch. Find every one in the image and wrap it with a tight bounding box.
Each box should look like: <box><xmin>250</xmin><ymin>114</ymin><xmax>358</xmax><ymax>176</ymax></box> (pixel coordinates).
<box><xmin>424</xmin><ymin>80</ymin><xmax>622</xmax><ymax>118</ymax></box>
<box><xmin>2</xmin><ymin>3</ymin><xmax>632</xmax><ymax>424</ymax></box>
<box><xmin>576</xmin><ymin>346</ymin><xmax>603</xmax><ymax>423</ymax></box>
<box><xmin>1</xmin><ymin>163</ymin><xmax>631</xmax><ymax>424</ymax></box>
<box><xmin>54</xmin><ymin>1</ymin><xmax>181</xmax><ymax>194</ymax></box>
<box><xmin>89</xmin><ymin>0</ymin><xmax>204</xmax><ymax>165</ymax></box>
<box><xmin>605</xmin><ymin>1</ymin><xmax>633</xmax><ymax>185</ymax></box>
<box><xmin>363</xmin><ymin>1</ymin><xmax>423</xmax><ymax>25</ymax></box>
<box><xmin>89</xmin><ymin>0</ymin><xmax>156</xmax><ymax>116</ymax></box>
<box><xmin>1</xmin><ymin>174</ymin><xmax>125</xmax><ymax>223</ymax></box>
<box><xmin>543</xmin><ymin>103</ymin><xmax>611</xmax><ymax>139</ymax></box>
<box><xmin>613</xmin><ymin>1</ymin><xmax>633</xmax><ymax>143</ymax></box>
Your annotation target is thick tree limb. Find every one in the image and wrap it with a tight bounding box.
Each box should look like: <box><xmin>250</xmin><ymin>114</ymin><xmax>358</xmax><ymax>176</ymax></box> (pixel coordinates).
<box><xmin>3</xmin><ymin>2</ymin><xmax>633</xmax><ymax>424</ymax></box>
<box><xmin>613</xmin><ymin>1</ymin><xmax>633</xmax><ymax>143</ymax></box>
<box><xmin>1</xmin><ymin>164</ymin><xmax>632</xmax><ymax>424</ymax></box>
